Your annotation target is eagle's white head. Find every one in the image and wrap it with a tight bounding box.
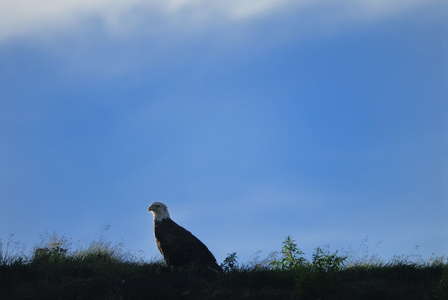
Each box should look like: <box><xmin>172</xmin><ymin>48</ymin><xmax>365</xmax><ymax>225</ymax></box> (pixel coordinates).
<box><xmin>148</xmin><ymin>202</ymin><xmax>171</xmax><ymax>222</ymax></box>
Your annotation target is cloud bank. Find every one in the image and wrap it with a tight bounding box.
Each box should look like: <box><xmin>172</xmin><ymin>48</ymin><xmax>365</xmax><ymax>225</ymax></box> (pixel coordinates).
<box><xmin>0</xmin><ymin>0</ymin><xmax>444</xmax><ymax>41</ymax></box>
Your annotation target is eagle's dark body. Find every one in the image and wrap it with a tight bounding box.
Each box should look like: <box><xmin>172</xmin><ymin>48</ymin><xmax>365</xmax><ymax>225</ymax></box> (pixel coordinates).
<box><xmin>154</xmin><ymin>218</ymin><xmax>218</xmax><ymax>268</ymax></box>
<box><xmin>148</xmin><ymin>202</ymin><xmax>219</xmax><ymax>270</ymax></box>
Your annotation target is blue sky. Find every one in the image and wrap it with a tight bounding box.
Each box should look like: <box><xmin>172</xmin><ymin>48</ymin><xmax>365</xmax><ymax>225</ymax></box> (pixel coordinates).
<box><xmin>1</xmin><ymin>0</ymin><xmax>447</xmax><ymax>263</ymax></box>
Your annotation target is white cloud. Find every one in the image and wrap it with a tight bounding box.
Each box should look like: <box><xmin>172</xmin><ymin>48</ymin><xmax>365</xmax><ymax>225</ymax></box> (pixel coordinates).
<box><xmin>0</xmin><ymin>0</ymin><xmax>445</xmax><ymax>41</ymax></box>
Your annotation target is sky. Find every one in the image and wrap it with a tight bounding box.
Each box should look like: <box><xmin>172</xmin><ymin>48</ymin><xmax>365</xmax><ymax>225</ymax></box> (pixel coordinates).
<box><xmin>1</xmin><ymin>0</ymin><xmax>447</xmax><ymax>264</ymax></box>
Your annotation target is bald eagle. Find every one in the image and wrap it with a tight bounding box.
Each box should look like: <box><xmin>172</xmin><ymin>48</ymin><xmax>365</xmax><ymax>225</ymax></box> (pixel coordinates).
<box><xmin>148</xmin><ymin>202</ymin><xmax>220</xmax><ymax>270</ymax></box>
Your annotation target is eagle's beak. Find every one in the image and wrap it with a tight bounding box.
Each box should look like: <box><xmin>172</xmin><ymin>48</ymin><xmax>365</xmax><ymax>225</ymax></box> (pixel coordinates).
<box><xmin>148</xmin><ymin>205</ymin><xmax>153</xmax><ymax>212</ymax></box>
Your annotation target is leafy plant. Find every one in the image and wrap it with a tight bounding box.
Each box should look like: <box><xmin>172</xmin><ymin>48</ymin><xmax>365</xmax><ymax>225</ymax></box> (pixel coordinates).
<box><xmin>221</xmin><ymin>252</ymin><xmax>238</xmax><ymax>272</ymax></box>
<box><xmin>270</xmin><ymin>236</ymin><xmax>306</xmax><ymax>271</ymax></box>
<box><xmin>268</xmin><ymin>237</ymin><xmax>348</xmax><ymax>299</ymax></box>
<box><xmin>296</xmin><ymin>246</ymin><xmax>347</xmax><ymax>299</ymax></box>
<box><xmin>312</xmin><ymin>246</ymin><xmax>346</xmax><ymax>272</ymax></box>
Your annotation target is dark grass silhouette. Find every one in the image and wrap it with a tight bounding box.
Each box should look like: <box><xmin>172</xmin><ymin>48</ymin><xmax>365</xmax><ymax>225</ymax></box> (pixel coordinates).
<box><xmin>1</xmin><ymin>233</ymin><xmax>446</xmax><ymax>300</ymax></box>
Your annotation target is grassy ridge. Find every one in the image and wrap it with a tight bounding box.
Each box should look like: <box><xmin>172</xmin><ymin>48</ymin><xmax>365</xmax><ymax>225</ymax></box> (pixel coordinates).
<box><xmin>1</xmin><ymin>234</ymin><xmax>447</xmax><ymax>299</ymax></box>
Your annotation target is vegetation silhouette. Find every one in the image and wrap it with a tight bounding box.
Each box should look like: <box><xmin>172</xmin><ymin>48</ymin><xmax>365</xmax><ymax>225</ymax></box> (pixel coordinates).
<box><xmin>1</xmin><ymin>232</ymin><xmax>446</xmax><ymax>299</ymax></box>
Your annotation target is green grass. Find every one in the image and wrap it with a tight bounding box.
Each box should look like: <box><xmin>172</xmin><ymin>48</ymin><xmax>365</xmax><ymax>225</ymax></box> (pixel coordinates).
<box><xmin>1</xmin><ymin>233</ymin><xmax>446</xmax><ymax>300</ymax></box>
